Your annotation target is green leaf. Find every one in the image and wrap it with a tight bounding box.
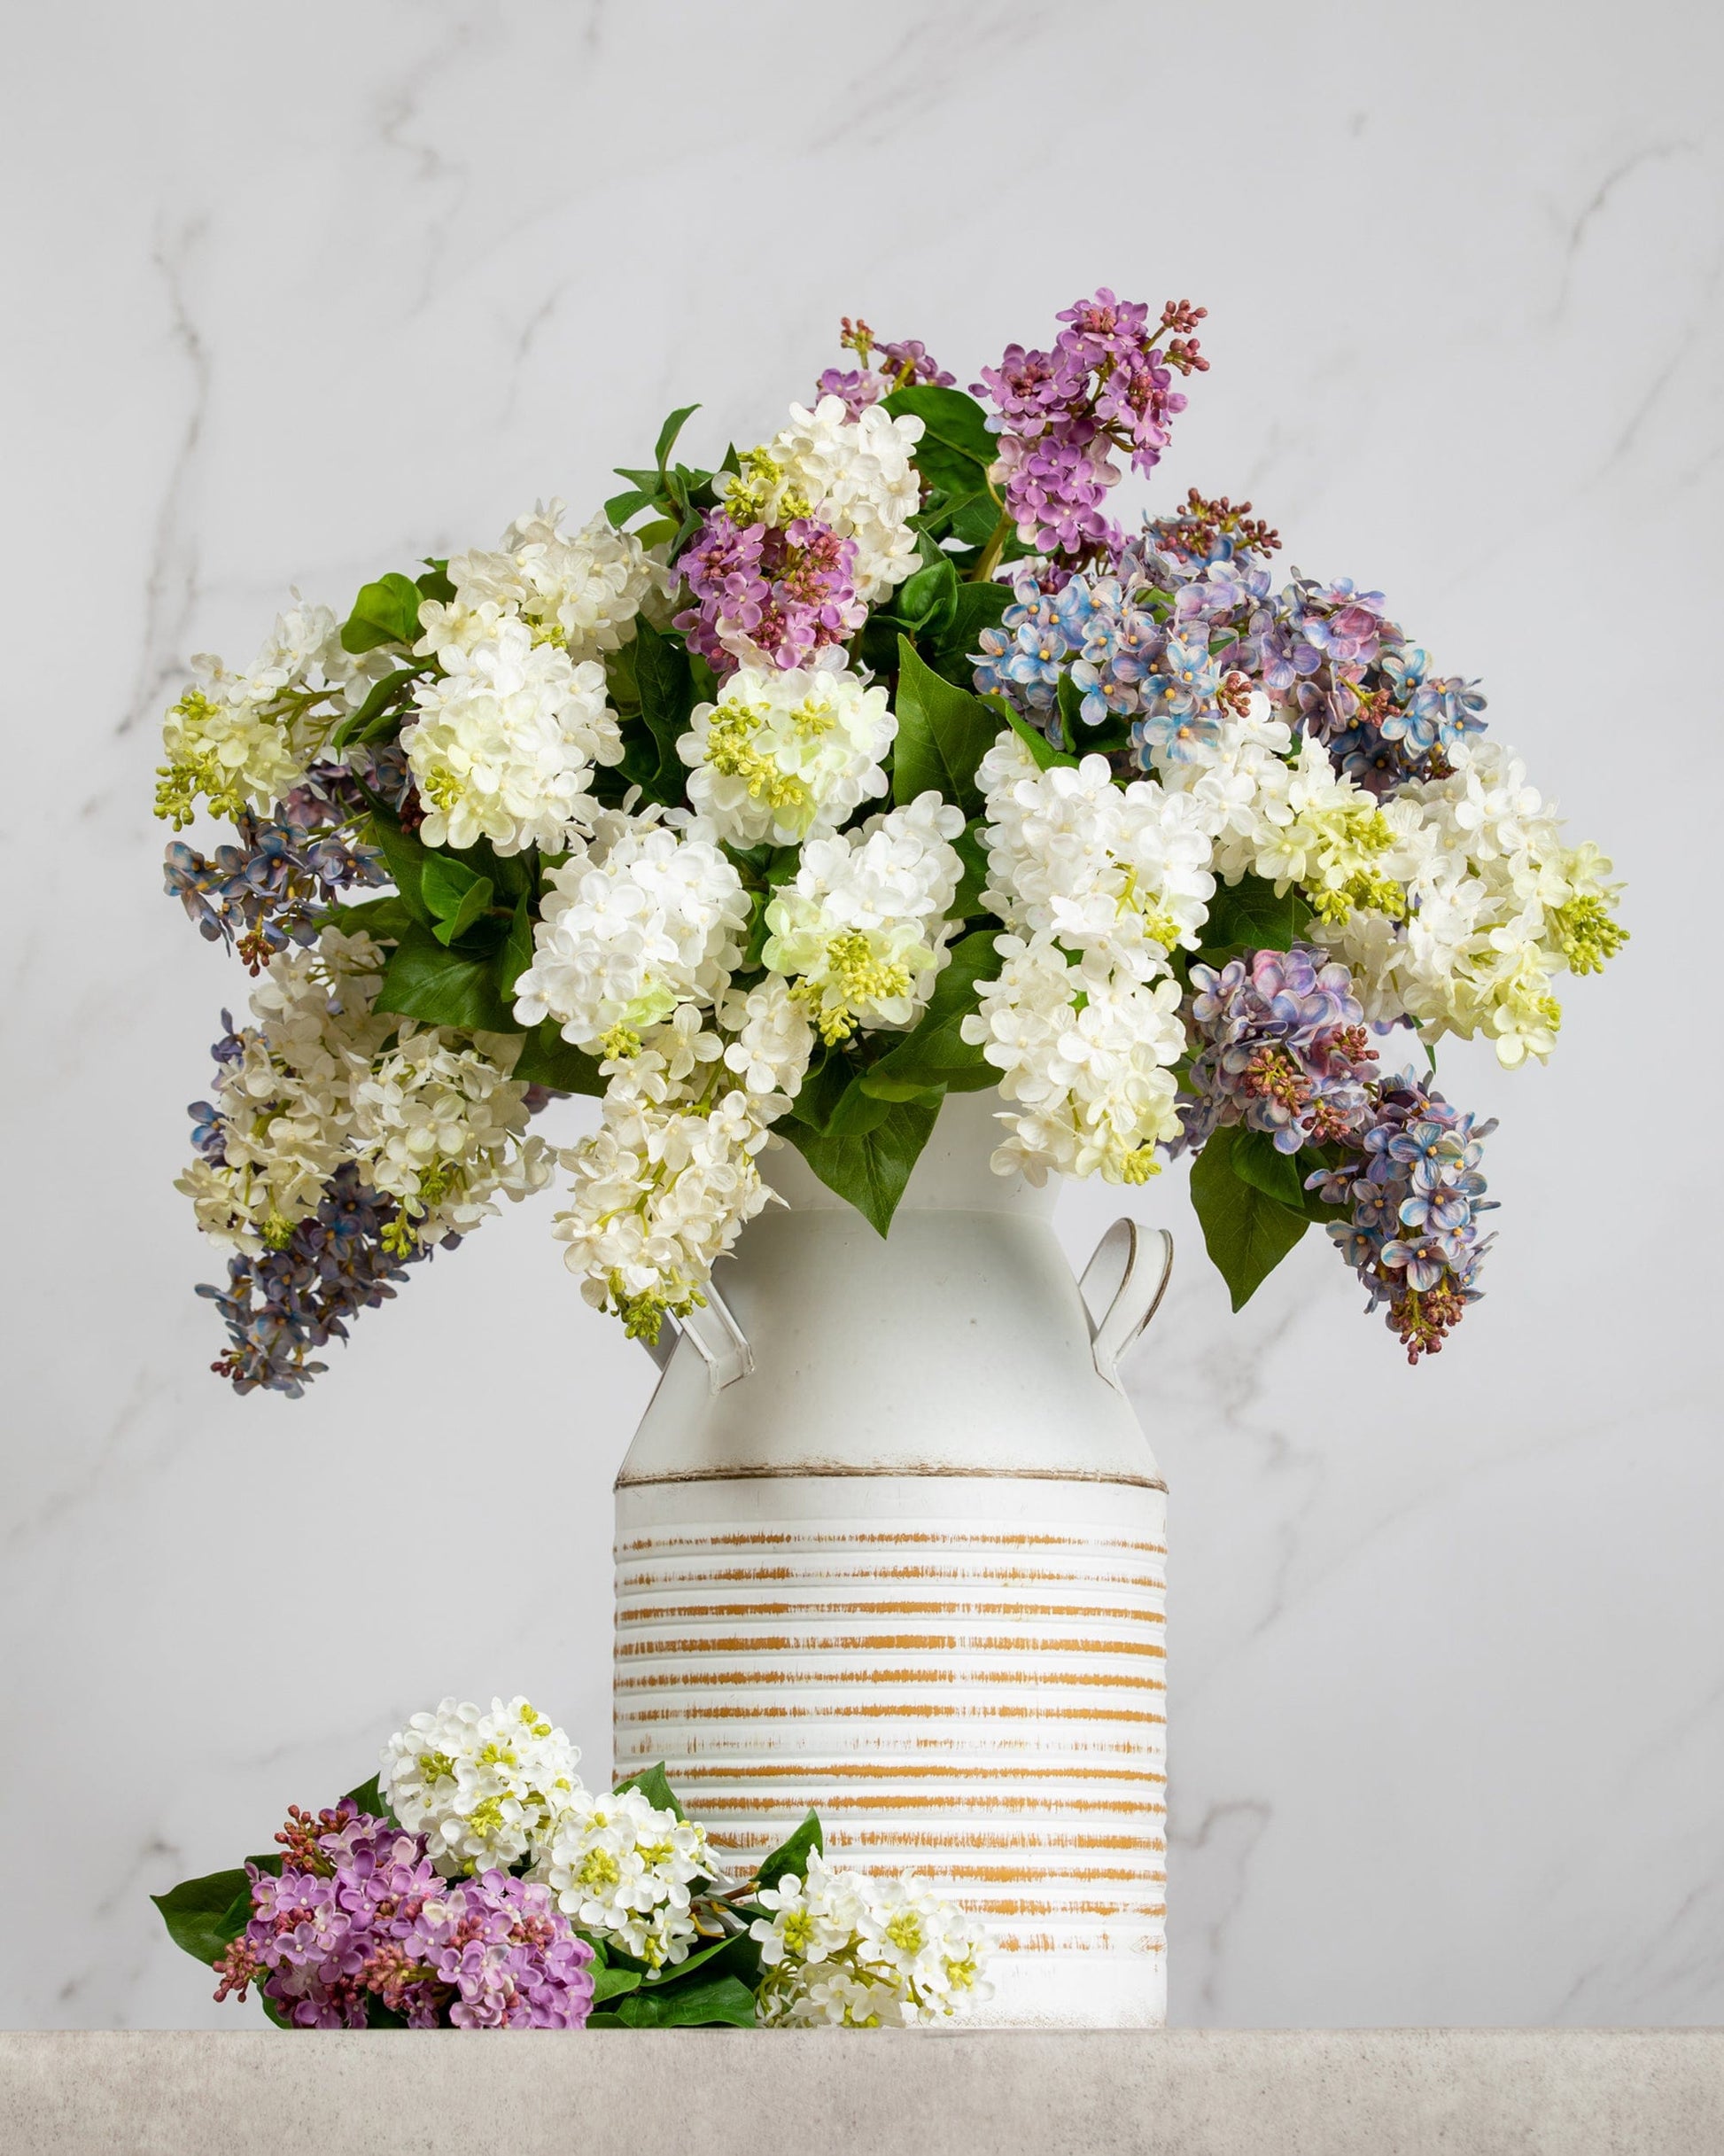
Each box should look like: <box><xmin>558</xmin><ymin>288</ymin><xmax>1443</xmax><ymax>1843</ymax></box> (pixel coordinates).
<box><xmin>654</xmin><ymin>403</ymin><xmax>701</xmax><ymax>471</ymax></box>
<box><xmin>612</xmin><ymin>1763</ymin><xmax>687</xmax><ymax>1820</ymax></box>
<box><xmin>611</xmin><ymin>1973</ymin><xmax>757</xmax><ymax>2029</ymax></box>
<box><xmin>1198</xmin><ymin>876</ymin><xmax>1314</xmax><ymax>964</ymax></box>
<box><xmin>982</xmin><ymin>692</ymin><xmax>1076</xmax><ymax>772</ymax></box>
<box><xmin>342</xmin><ymin>1773</ymin><xmax>391</xmax><ymax>1818</ymax></box>
<box><xmin>364</xmin><ymin>2000</ymin><xmax>411</xmax><ymax>2029</ymax></box>
<box><xmin>1230</xmin><ymin>1129</ymin><xmax>1309</xmax><ymax>1210</ymax></box>
<box><xmin>421</xmin><ymin>854</ymin><xmax>495</xmax><ymax>946</ymax></box>
<box><xmin>325</xmin><ymin>893</ymin><xmax>416</xmax><ymax>943</ymax></box>
<box><xmin>936</xmin><ymin>577</ymin><xmax>1013</xmax><ymax>657</ymax></box>
<box><xmin>375</xmin><ymin>923</ymin><xmax>520</xmax><ymax>1031</ymax></box>
<box><xmin>496</xmin><ymin>897</ymin><xmax>534</xmax><ymax>1000</ymax></box>
<box><xmin>1189</xmin><ymin>1125</ymin><xmax>1309</xmax><ymax>1311</ymax></box>
<box><xmin>605</xmin><ymin>486</ymin><xmax>656</xmax><ymax>528</ymax></box>
<box><xmin>861</xmin><ymin>930</ymin><xmax>999</xmax><ymax>1097</ymax></box>
<box><xmin>330</xmin><ymin>664</ymin><xmax>423</xmax><ymax>751</ymax></box>
<box><xmin>754</xmin><ymin>1810</ymin><xmax>823</xmax><ymax>1893</ymax></box>
<box><xmin>627</xmin><ymin>618</ymin><xmax>699</xmax><ymax>802</ymax></box>
<box><xmin>894</xmin><ymin>555</ymin><xmax>960</xmax><ymax>635</ymax></box>
<box><xmin>511</xmin><ymin>1021</ymin><xmax>608</xmax><ymax>1097</ymax></box>
<box><xmin>151</xmin><ymin>1869</ymin><xmax>255</xmax><ymax>1966</ymax></box>
<box><xmin>415</xmin><ymin>560</ymin><xmax>456</xmax><ymax>605</ymax></box>
<box><xmin>340</xmin><ymin>572</ymin><xmax>424</xmax><ymax>655</ymax></box>
<box><xmin>779</xmin><ymin>1089</ymin><xmax>945</xmax><ymax>1237</ymax></box>
<box><xmin>884</xmin><ymin>383</ymin><xmax>998</xmax><ymax>465</ymax></box>
<box><xmin>592</xmin><ymin>1964</ymin><xmax>643</xmax><ymax>2004</ymax></box>
<box><xmin>893</xmin><ymin>638</ymin><xmax>998</xmax><ymax>817</ymax></box>
<box><xmin>365</xmin><ymin>813</ymin><xmax>433</xmax><ymax>926</ymax></box>
<box><xmin>951</xmin><ymin>822</ymin><xmax>990</xmax><ymax>920</ymax></box>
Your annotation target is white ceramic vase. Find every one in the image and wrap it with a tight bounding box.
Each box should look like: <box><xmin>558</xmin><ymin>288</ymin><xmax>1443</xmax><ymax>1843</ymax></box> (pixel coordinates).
<box><xmin>611</xmin><ymin>1089</ymin><xmax>1173</xmax><ymax>2028</ymax></box>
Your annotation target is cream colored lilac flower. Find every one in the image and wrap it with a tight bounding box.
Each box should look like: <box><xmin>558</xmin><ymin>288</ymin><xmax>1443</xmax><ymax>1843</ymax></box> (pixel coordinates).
<box><xmin>750</xmin><ymin>1853</ymin><xmax>993</xmax><ymax>2028</ymax></box>
<box><xmin>725</xmin><ymin>396</ymin><xmax>925</xmax><ymax>603</ymax></box>
<box><xmin>417</xmin><ymin>502</ymin><xmax>669</xmax><ymax>664</ymax></box>
<box><xmin>155</xmin><ymin>602</ymin><xmax>365</xmax><ymax>828</ymax></box>
<box><xmin>512</xmin><ymin>812</ymin><xmax>749</xmax><ymax>1053</ymax></box>
<box><xmin>961</xmin><ymin>934</ymin><xmax>1185</xmax><ymax>1186</ymax></box>
<box><xmin>348</xmin><ymin>1028</ymin><xmax>553</xmax><ymax>1250</ymax></box>
<box><xmin>763</xmin><ymin>793</ymin><xmax>965</xmax><ymax>1042</ymax></box>
<box><xmin>401</xmin><ymin>617</ymin><xmax>622</xmax><ymax>854</ymax></box>
<box><xmin>678</xmin><ymin>662</ymin><xmax>896</xmax><ymax>846</ymax></box>
<box><xmin>716</xmin><ymin>975</ymin><xmax>817</xmax><ymax>1103</ymax></box>
<box><xmin>176</xmin><ymin>929</ymin><xmax>395</xmax><ymax>1252</ymax></box>
<box><xmin>380</xmin><ymin>1696</ymin><xmax>583</xmax><ymax>1880</ymax></box>
<box><xmin>534</xmin><ymin>1785</ymin><xmax>714</xmax><ymax>1970</ymax></box>
<box><xmin>976</xmin><ymin>731</ymin><xmax>1215</xmax><ymax>975</ymax></box>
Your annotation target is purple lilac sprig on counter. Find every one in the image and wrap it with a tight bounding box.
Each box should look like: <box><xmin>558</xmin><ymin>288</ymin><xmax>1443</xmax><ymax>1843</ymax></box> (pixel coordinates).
<box><xmin>971</xmin><ymin>292</ymin><xmax>1208</xmax><ymax>557</ymax></box>
<box><xmin>1182</xmin><ymin>945</ymin><xmax>1381</xmax><ymax>1154</ymax></box>
<box><xmin>212</xmin><ymin>1802</ymin><xmax>593</xmax><ymax>2029</ymax></box>
<box><xmin>674</xmin><ymin>512</ymin><xmax>864</xmax><ymax>674</ymax></box>
<box><xmin>1306</xmin><ymin>1076</ymin><xmax>1497</xmax><ymax>1362</ymax></box>
<box><xmin>196</xmin><ymin>1164</ymin><xmax>442</xmax><ymax>1397</ymax></box>
<box><xmin>815</xmin><ymin>315</ymin><xmax>955</xmax><ymax>418</ymax></box>
<box><xmin>161</xmin><ymin>749</ymin><xmax>412</xmax><ymax>971</ymax></box>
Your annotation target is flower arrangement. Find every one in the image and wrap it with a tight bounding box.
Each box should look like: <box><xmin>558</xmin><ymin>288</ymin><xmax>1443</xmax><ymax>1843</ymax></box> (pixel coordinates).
<box><xmin>156</xmin><ymin>293</ymin><xmax>1624</xmax><ymax>1386</ymax></box>
<box><xmin>153</xmin><ymin>1696</ymin><xmax>991</xmax><ymax>2031</ymax></box>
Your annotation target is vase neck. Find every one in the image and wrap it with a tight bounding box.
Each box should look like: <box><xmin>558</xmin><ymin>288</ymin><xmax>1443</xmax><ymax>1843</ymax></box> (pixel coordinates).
<box><xmin>761</xmin><ymin>1089</ymin><xmax>1056</xmax><ymax>1218</ymax></box>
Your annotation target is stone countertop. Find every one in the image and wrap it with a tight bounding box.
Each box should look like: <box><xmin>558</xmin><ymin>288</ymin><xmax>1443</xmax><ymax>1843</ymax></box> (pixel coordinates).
<box><xmin>2</xmin><ymin>2029</ymin><xmax>1719</xmax><ymax>2155</ymax></box>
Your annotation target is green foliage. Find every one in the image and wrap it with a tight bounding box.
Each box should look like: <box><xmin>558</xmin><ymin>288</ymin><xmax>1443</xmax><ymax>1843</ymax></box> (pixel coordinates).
<box><xmin>325</xmin><ymin>893</ymin><xmax>417</xmax><ymax>944</ymax></box>
<box><xmin>151</xmin><ymin>1868</ymin><xmax>254</xmax><ymax>1967</ymax></box>
<box><xmin>342</xmin><ymin>1773</ymin><xmax>395</xmax><ymax>1823</ymax></box>
<box><xmin>612</xmin><ymin>1763</ymin><xmax>687</xmax><ymax>1821</ymax></box>
<box><xmin>779</xmin><ymin>1088</ymin><xmax>945</xmax><ymax>1237</ymax></box>
<box><xmin>883</xmin><ymin>383</ymin><xmax>995</xmax><ymax>499</ymax></box>
<box><xmin>608</xmin><ymin>403</ymin><xmax>720</xmax><ymax>553</ymax></box>
<box><xmin>892</xmin><ymin>638</ymin><xmax>998</xmax><ymax>818</ymax></box>
<box><xmin>420</xmin><ymin>853</ymin><xmax>495</xmax><ymax>947</ymax></box>
<box><xmin>415</xmin><ymin>560</ymin><xmax>456</xmax><ymax>605</ymax></box>
<box><xmin>363</xmin><ymin>812</ymin><xmax>433</xmax><ymax>927</ymax></box>
<box><xmin>950</xmin><ymin>821</ymin><xmax>990</xmax><ymax>921</ymax></box>
<box><xmin>329</xmin><ymin>664</ymin><xmax>425</xmax><ymax>751</ymax></box>
<box><xmin>1197</xmin><ymin>876</ymin><xmax>1314</xmax><ymax>965</ymax></box>
<box><xmin>1189</xmin><ymin>1125</ymin><xmax>1309</xmax><ymax>1311</ymax></box>
<box><xmin>511</xmin><ymin>1021</ymin><xmax>608</xmax><ymax>1097</ymax></box>
<box><xmin>340</xmin><ymin>573</ymin><xmax>424</xmax><ymax>656</ymax></box>
<box><xmin>602</xmin><ymin>1973</ymin><xmax>757</xmax><ymax>2029</ymax></box>
<box><xmin>1228</xmin><ymin>1129</ymin><xmax>1309</xmax><ymax>1210</ymax></box>
<box><xmin>981</xmin><ymin>692</ymin><xmax>1076</xmax><ymax>772</ymax></box>
<box><xmin>622</xmin><ymin>618</ymin><xmax>702</xmax><ymax>804</ymax></box>
<box><xmin>375</xmin><ymin>924</ymin><xmax>521</xmax><ymax>1032</ymax></box>
<box><xmin>860</xmin><ymin>930</ymin><xmax>998</xmax><ymax>1097</ymax></box>
<box><xmin>754</xmin><ymin>1810</ymin><xmax>823</xmax><ymax>1894</ymax></box>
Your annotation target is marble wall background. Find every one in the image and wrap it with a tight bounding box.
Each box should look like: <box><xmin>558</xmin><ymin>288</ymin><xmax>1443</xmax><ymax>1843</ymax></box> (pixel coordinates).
<box><xmin>4</xmin><ymin>0</ymin><xmax>1720</xmax><ymax>2028</ymax></box>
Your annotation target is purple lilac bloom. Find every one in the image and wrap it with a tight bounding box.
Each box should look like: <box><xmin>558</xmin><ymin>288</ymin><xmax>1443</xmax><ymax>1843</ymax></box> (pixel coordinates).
<box><xmin>214</xmin><ymin>1802</ymin><xmax>593</xmax><ymax>2029</ymax></box>
<box><xmin>1182</xmin><ymin>945</ymin><xmax>1381</xmax><ymax>1154</ymax></box>
<box><xmin>972</xmin><ymin>294</ymin><xmax>1207</xmax><ymax>558</ymax></box>
<box><xmin>1305</xmin><ymin>1074</ymin><xmax>1497</xmax><ymax>1362</ymax></box>
<box><xmin>197</xmin><ymin>1164</ymin><xmax>443</xmax><ymax>1397</ymax></box>
<box><xmin>815</xmin><ymin>320</ymin><xmax>955</xmax><ymax>416</ymax></box>
<box><xmin>162</xmin><ymin>750</ymin><xmax>410</xmax><ymax>971</ymax></box>
<box><xmin>674</xmin><ymin>509</ymin><xmax>863</xmax><ymax>675</ymax></box>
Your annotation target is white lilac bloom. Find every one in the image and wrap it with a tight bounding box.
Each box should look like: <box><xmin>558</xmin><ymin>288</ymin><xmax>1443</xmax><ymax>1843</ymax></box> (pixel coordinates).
<box><xmin>551</xmin><ymin>1078</ymin><xmax>776</xmax><ymax>1344</ymax></box>
<box><xmin>961</xmin><ymin>933</ymin><xmax>1185</xmax><ymax>1185</ymax></box>
<box><xmin>511</xmin><ymin>811</ymin><xmax>749</xmax><ymax>1056</ymax></box>
<box><xmin>416</xmin><ymin>502</ymin><xmax>669</xmax><ymax>664</ymax></box>
<box><xmin>763</xmin><ymin>793</ymin><xmax>966</xmax><ymax>1043</ymax></box>
<box><xmin>976</xmin><ymin>730</ymin><xmax>1215</xmax><ymax>975</ymax></box>
<box><xmin>155</xmin><ymin>601</ymin><xmax>370</xmax><ymax>828</ymax></box>
<box><xmin>1157</xmin><ymin>693</ymin><xmax>1296</xmax><ymax>881</ymax></box>
<box><xmin>678</xmin><ymin>661</ymin><xmax>896</xmax><ymax>847</ymax></box>
<box><xmin>401</xmin><ymin>617</ymin><xmax>622</xmax><ymax>855</ymax></box>
<box><xmin>725</xmin><ymin>396</ymin><xmax>925</xmax><ymax>605</ymax></box>
<box><xmin>380</xmin><ymin>1697</ymin><xmax>583</xmax><ymax>1880</ymax></box>
<box><xmin>750</xmin><ymin>1853</ymin><xmax>992</xmax><ymax>2028</ymax></box>
<box><xmin>348</xmin><ymin>1028</ymin><xmax>553</xmax><ymax>1250</ymax></box>
<box><xmin>533</xmin><ymin>1784</ymin><xmax>715</xmax><ymax>1971</ymax></box>
<box><xmin>176</xmin><ymin>929</ymin><xmax>396</xmax><ymax>1253</ymax></box>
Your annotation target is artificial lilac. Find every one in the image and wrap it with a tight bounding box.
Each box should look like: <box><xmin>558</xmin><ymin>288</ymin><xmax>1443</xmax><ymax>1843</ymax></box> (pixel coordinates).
<box><xmin>1181</xmin><ymin>945</ymin><xmax>1380</xmax><ymax>1153</ymax></box>
<box><xmin>674</xmin><ymin>510</ymin><xmax>863</xmax><ymax>674</ymax></box>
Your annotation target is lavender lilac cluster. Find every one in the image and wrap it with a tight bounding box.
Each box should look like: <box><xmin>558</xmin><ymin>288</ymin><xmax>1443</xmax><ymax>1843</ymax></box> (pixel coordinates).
<box><xmin>971</xmin><ymin>291</ymin><xmax>1208</xmax><ymax>557</ymax></box>
<box><xmin>213</xmin><ymin>1802</ymin><xmax>593</xmax><ymax>2029</ymax></box>
<box><xmin>1308</xmin><ymin>1078</ymin><xmax>1497</xmax><ymax>1363</ymax></box>
<box><xmin>1182</xmin><ymin>945</ymin><xmax>1381</xmax><ymax>1153</ymax></box>
<box><xmin>973</xmin><ymin>491</ymin><xmax>1485</xmax><ymax>788</ymax></box>
<box><xmin>195</xmin><ymin>1164</ymin><xmax>442</xmax><ymax>1397</ymax></box>
<box><xmin>163</xmin><ymin>749</ymin><xmax>411</xmax><ymax>971</ymax></box>
<box><xmin>815</xmin><ymin>315</ymin><xmax>955</xmax><ymax>419</ymax></box>
<box><xmin>674</xmin><ymin>512</ymin><xmax>864</xmax><ymax>674</ymax></box>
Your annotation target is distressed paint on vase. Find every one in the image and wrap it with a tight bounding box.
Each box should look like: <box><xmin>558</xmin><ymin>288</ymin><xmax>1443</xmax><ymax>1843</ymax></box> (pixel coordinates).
<box><xmin>611</xmin><ymin>1091</ymin><xmax>1172</xmax><ymax>2028</ymax></box>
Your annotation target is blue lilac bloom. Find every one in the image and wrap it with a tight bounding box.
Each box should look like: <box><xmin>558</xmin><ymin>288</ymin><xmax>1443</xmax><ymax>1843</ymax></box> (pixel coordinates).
<box><xmin>162</xmin><ymin>750</ymin><xmax>408</xmax><ymax>971</ymax></box>
<box><xmin>1182</xmin><ymin>945</ymin><xmax>1381</xmax><ymax>1153</ymax></box>
<box><xmin>1306</xmin><ymin>1075</ymin><xmax>1497</xmax><ymax>1362</ymax></box>
<box><xmin>213</xmin><ymin>1802</ymin><xmax>593</xmax><ymax>2029</ymax></box>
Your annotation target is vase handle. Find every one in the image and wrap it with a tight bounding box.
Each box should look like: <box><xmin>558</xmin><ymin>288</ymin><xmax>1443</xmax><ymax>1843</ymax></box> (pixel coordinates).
<box><xmin>1080</xmin><ymin>1218</ymin><xmax>1173</xmax><ymax>1391</ymax></box>
<box><xmin>641</xmin><ymin>1273</ymin><xmax>754</xmax><ymax>1394</ymax></box>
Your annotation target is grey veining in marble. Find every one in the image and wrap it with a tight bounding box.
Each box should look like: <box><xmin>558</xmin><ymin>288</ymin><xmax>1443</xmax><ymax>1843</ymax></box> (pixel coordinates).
<box><xmin>2</xmin><ymin>0</ymin><xmax>1720</xmax><ymax>2032</ymax></box>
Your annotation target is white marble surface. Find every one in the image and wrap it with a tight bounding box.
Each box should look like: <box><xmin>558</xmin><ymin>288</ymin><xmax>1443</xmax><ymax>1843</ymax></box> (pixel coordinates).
<box><xmin>3</xmin><ymin>0</ymin><xmax>1719</xmax><ymax>2030</ymax></box>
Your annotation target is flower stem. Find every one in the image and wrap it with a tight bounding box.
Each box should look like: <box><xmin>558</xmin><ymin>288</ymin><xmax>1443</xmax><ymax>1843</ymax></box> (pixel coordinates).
<box><xmin>971</xmin><ymin>506</ymin><xmax>1014</xmax><ymax>585</ymax></box>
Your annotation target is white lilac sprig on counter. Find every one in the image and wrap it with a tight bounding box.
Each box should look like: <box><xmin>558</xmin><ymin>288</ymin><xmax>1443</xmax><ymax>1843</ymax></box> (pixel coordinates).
<box><xmin>153</xmin><ymin>1696</ymin><xmax>992</xmax><ymax>2031</ymax></box>
<box><xmin>155</xmin><ymin>290</ymin><xmax>1625</xmax><ymax>1384</ymax></box>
